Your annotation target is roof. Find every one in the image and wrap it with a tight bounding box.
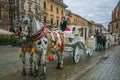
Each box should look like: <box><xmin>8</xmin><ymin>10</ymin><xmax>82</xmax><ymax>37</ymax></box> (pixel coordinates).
<box><xmin>113</xmin><ymin>0</ymin><xmax>120</xmax><ymax>11</ymax></box>
<box><xmin>71</xmin><ymin>13</ymin><xmax>89</xmax><ymax>22</ymax></box>
<box><xmin>54</xmin><ymin>0</ymin><xmax>68</xmax><ymax>8</ymax></box>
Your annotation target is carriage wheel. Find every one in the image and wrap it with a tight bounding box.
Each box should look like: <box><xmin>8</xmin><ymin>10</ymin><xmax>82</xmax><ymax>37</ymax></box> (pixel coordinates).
<box><xmin>73</xmin><ymin>45</ymin><xmax>83</xmax><ymax>64</ymax></box>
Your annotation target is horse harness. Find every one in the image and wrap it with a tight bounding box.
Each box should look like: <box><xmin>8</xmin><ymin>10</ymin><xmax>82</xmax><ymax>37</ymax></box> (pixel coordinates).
<box><xmin>31</xmin><ymin>27</ymin><xmax>65</xmax><ymax>51</ymax></box>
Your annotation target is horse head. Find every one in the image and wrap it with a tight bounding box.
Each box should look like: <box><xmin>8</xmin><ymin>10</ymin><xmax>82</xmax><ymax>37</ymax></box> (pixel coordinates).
<box><xmin>13</xmin><ymin>18</ymin><xmax>45</xmax><ymax>44</ymax></box>
<box><xmin>13</xmin><ymin>18</ymin><xmax>32</xmax><ymax>44</ymax></box>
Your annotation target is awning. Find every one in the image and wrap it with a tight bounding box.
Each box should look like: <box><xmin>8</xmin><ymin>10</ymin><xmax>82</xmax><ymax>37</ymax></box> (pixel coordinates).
<box><xmin>0</xmin><ymin>29</ymin><xmax>14</xmax><ymax>35</ymax></box>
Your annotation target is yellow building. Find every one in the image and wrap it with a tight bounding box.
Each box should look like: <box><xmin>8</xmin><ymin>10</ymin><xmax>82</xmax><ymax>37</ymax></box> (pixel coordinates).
<box><xmin>66</xmin><ymin>11</ymin><xmax>97</xmax><ymax>36</ymax></box>
<box><xmin>19</xmin><ymin>0</ymin><xmax>67</xmax><ymax>27</ymax></box>
<box><xmin>66</xmin><ymin>12</ymin><xmax>88</xmax><ymax>26</ymax></box>
<box><xmin>40</xmin><ymin>0</ymin><xmax>68</xmax><ymax>27</ymax></box>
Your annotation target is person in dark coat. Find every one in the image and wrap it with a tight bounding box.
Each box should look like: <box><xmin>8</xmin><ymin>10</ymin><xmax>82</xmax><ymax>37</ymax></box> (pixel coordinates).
<box><xmin>60</xmin><ymin>16</ymin><xmax>67</xmax><ymax>31</ymax></box>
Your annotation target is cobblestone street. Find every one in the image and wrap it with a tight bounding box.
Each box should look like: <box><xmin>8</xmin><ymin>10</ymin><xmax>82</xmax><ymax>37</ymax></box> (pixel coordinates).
<box><xmin>0</xmin><ymin>45</ymin><xmax>119</xmax><ymax>80</ymax></box>
<box><xmin>78</xmin><ymin>45</ymin><xmax>120</xmax><ymax>80</ymax></box>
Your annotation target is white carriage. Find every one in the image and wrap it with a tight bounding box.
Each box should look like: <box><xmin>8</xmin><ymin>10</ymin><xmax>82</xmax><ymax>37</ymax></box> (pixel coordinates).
<box><xmin>64</xmin><ymin>26</ymin><xmax>95</xmax><ymax>63</ymax></box>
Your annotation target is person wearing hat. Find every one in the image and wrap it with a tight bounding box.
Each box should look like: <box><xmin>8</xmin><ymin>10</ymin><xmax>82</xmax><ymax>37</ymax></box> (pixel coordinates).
<box><xmin>60</xmin><ymin>16</ymin><xmax>67</xmax><ymax>31</ymax></box>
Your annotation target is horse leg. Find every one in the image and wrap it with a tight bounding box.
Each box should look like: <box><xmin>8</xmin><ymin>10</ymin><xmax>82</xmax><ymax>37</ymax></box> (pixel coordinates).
<box><xmin>56</xmin><ymin>51</ymin><xmax>63</xmax><ymax>70</ymax></box>
<box><xmin>28</xmin><ymin>53</ymin><xmax>33</xmax><ymax>76</ymax></box>
<box><xmin>39</xmin><ymin>52</ymin><xmax>46</xmax><ymax>79</ymax></box>
<box><xmin>98</xmin><ymin>43</ymin><xmax>100</xmax><ymax>51</ymax></box>
<box><xmin>33</xmin><ymin>54</ymin><xmax>39</xmax><ymax>77</ymax></box>
<box><xmin>96</xmin><ymin>44</ymin><xmax>98</xmax><ymax>51</ymax></box>
<box><xmin>21</xmin><ymin>52</ymin><xmax>27</xmax><ymax>76</ymax></box>
<box><xmin>99</xmin><ymin>43</ymin><xmax>102</xmax><ymax>51</ymax></box>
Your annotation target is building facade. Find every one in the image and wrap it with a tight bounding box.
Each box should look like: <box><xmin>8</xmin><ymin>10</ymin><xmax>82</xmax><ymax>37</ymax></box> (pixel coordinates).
<box><xmin>66</xmin><ymin>12</ymin><xmax>88</xmax><ymax>26</ymax></box>
<box><xmin>19</xmin><ymin>0</ymin><xmax>41</xmax><ymax>20</ymax></box>
<box><xmin>40</xmin><ymin>0</ymin><xmax>67</xmax><ymax>27</ymax></box>
<box><xmin>19</xmin><ymin>0</ymin><xmax>67</xmax><ymax>27</ymax></box>
<box><xmin>108</xmin><ymin>0</ymin><xmax>120</xmax><ymax>35</ymax></box>
<box><xmin>0</xmin><ymin>0</ymin><xmax>67</xmax><ymax>31</ymax></box>
<box><xmin>0</xmin><ymin>0</ymin><xmax>19</xmax><ymax>31</ymax></box>
<box><xmin>66</xmin><ymin>10</ymin><xmax>97</xmax><ymax>36</ymax></box>
<box><xmin>89</xmin><ymin>21</ymin><xmax>96</xmax><ymax>36</ymax></box>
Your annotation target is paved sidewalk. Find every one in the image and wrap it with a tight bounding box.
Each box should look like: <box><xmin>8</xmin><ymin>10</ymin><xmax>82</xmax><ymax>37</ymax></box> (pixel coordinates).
<box><xmin>78</xmin><ymin>45</ymin><xmax>120</xmax><ymax>80</ymax></box>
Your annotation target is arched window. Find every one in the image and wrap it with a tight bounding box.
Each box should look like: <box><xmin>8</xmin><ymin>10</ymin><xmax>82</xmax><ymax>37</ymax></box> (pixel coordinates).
<box><xmin>44</xmin><ymin>16</ymin><xmax>46</xmax><ymax>23</ymax></box>
<box><xmin>35</xmin><ymin>6</ymin><xmax>38</xmax><ymax>14</ymax></box>
<box><xmin>61</xmin><ymin>9</ymin><xmax>63</xmax><ymax>15</ymax></box>
<box><xmin>116</xmin><ymin>22</ymin><xmax>118</xmax><ymax>29</ymax></box>
<box><xmin>51</xmin><ymin>18</ymin><xmax>53</xmax><ymax>25</ymax></box>
<box><xmin>50</xmin><ymin>5</ymin><xmax>53</xmax><ymax>11</ymax></box>
<box><xmin>21</xmin><ymin>3</ymin><xmax>24</xmax><ymax>10</ymax></box>
<box><xmin>57</xmin><ymin>19</ymin><xmax>59</xmax><ymax>26</ymax></box>
<box><xmin>28</xmin><ymin>5</ymin><xmax>31</xmax><ymax>12</ymax></box>
<box><xmin>56</xmin><ymin>7</ymin><xmax>59</xmax><ymax>14</ymax></box>
<box><xmin>44</xmin><ymin>1</ymin><xmax>46</xmax><ymax>9</ymax></box>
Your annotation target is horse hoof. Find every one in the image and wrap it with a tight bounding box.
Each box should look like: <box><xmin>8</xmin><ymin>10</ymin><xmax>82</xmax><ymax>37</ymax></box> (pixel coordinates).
<box><xmin>40</xmin><ymin>76</ymin><xmax>46</xmax><ymax>80</ymax></box>
<box><xmin>40</xmin><ymin>77</ymin><xmax>46</xmax><ymax>80</ymax></box>
<box><xmin>33</xmin><ymin>71</ymin><xmax>38</xmax><ymax>77</ymax></box>
<box><xmin>28</xmin><ymin>71</ymin><xmax>33</xmax><ymax>76</ymax></box>
<box><xmin>56</xmin><ymin>66</ymin><xmax>63</xmax><ymax>70</ymax></box>
<box><xmin>21</xmin><ymin>69</ymin><xmax>27</xmax><ymax>76</ymax></box>
<box><xmin>59</xmin><ymin>67</ymin><xmax>63</xmax><ymax>70</ymax></box>
<box><xmin>21</xmin><ymin>71</ymin><xmax>27</xmax><ymax>76</ymax></box>
<box><xmin>56</xmin><ymin>66</ymin><xmax>60</xmax><ymax>69</ymax></box>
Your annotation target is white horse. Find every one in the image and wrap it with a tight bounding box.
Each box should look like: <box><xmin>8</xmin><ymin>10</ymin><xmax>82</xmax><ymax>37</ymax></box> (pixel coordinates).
<box><xmin>14</xmin><ymin>18</ymin><xmax>65</xmax><ymax>79</ymax></box>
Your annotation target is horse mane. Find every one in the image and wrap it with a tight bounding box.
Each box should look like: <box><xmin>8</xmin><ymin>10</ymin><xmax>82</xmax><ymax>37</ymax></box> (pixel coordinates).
<box><xmin>31</xmin><ymin>19</ymin><xmax>44</xmax><ymax>35</ymax></box>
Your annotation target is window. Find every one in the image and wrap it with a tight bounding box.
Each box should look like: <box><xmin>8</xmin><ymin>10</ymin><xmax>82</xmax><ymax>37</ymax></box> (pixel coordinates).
<box><xmin>35</xmin><ymin>6</ymin><xmax>38</xmax><ymax>14</ymax></box>
<box><xmin>116</xmin><ymin>23</ymin><xmax>118</xmax><ymax>29</ymax></box>
<box><xmin>38</xmin><ymin>0</ymin><xmax>40</xmax><ymax>3</ymax></box>
<box><xmin>0</xmin><ymin>5</ymin><xmax>1</xmax><ymax>19</ymax></box>
<box><xmin>21</xmin><ymin>3</ymin><xmax>24</xmax><ymax>10</ymax></box>
<box><xmin>56</xmin><ymin>7</ymin><xmax>59</xmax><ymax>14</ymax></box>
<box><xmin>78</xmin><ymin>28</ymin><xmax>83</xmax><ymax>36</ymax></box>
<box><xmin>74</xmin><ymin>18</ymin><xmax>75</xmax><ymax>22</ymax></box>
<box><xmin>44</xmin><ymin>16</ymin><xmax>46</xmax><ymax>23</ymax></box>
<box><xmin>44</xmin><ymin>1</ymin><xmax>46</xmax><ymax>9</ymax></box>
<box><xmin>28</xmin><ymin>5</ymin><xmax>31</xmax><ymax>12</ymax></box>
<box><xmin>59</xmin><ymin>0</ymin><xmax>63</xmax><ymax>2</ymax></box>
<box><xmin>61</xmin><ymin>9</ymin><xmax>63</xmax><ymax>15</ymax></box>
<box><xmin>12</xmin><ymin>0</ymin><xmax>16</xmax><ymax>5</ymax></box>
<box><xmin>50</xmin><ymin>5</ymin><xmax>53</xmax><ymax>11</ymax></box>
<box><xmin>13</xmin><ymin>10</ymin><xmax>16</xmax><ymax>20</ymax></box>
<box><xmin>9</xmin><ymin>10</ymin><xmax>11</xmax><ymax>20</ymax></box>
<box><xmin>57</xmin><ymin>19</ymin><xmax>59</xmax><ymax>26</ymax></box>
<box><xmin>35</xmin><ymin>0</ymin><xmax>37</xmax><ymax>3</ymax></box>
<box><xmin>51</xmin><ymin>18</ymin><xmax>53</xmax><ymax>25</ymax></box>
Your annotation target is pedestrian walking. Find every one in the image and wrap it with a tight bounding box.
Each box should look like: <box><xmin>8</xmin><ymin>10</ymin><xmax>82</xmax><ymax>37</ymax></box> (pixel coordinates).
<box><xmin>60</xmin><ymin>16</ymin><xmax>67</xmax><ymax>31</ymax></box>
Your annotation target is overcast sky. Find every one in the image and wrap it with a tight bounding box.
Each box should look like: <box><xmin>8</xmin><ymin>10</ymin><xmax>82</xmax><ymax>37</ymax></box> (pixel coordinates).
<box><xmin>64</xmin><ymin>0</ymin><xmax>119</xmax><ymax>29</ymax></box>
